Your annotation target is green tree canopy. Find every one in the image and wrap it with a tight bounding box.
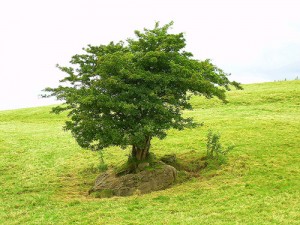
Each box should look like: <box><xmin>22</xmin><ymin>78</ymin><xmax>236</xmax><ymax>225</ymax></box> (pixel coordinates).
<box><xmin>44</xmin><ymin>21</ymin><xmax>242</xmax><ymax>161</ymax></box>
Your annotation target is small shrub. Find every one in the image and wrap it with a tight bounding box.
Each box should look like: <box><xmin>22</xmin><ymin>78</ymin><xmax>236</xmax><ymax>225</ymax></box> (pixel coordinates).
<box><xmin>206</xmin><ymin>130</ymin><xmax>234</xmax><ymax>164</ymax></box>
<box><xmin>98</xmin><ymin>151</ymin><xmax>108</xmax><ymax>172</ymax></box>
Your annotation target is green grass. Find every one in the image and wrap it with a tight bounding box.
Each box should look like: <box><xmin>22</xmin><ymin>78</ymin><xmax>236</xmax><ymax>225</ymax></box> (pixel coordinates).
<box><xmin>1</xmin><ymin>80</ymin><xmax>300</xmax><ymax>224</ymax></box>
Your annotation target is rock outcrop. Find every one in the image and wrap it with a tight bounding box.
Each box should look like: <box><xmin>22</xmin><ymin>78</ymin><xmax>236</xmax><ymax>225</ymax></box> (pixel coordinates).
<box><xmin>91</xmin><ymin>164</ymin><xmax>177</xmax><ymax>196</ymax></box>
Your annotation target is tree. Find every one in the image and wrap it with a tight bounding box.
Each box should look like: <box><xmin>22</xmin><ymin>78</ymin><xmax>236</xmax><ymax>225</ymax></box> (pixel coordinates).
<box><xmin>43</xmin><ymin>22</ymin><xmax>242</xmax><ymax>162</ymax></box>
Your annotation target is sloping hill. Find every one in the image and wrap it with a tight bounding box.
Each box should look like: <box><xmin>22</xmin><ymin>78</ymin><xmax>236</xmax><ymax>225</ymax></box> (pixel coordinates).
<box><xmin>1</xmin><ymin>80</ymin><xmax>299</xmax><ymax>224</ymax></box>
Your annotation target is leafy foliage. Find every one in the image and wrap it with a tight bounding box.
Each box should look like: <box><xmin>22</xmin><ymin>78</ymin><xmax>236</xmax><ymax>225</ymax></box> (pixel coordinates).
<box><xmin>43</xmin><ymin>21</ymin><xmax>242</xmax><ymax>160</ymax></box>
<box><xmin>206</xmin><ymin>130</ymin><xmax>234</xmax><ymax>160</ymax></box>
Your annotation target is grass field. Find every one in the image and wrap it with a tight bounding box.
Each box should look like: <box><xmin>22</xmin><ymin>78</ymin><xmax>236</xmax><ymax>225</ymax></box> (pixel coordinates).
<box><xmin>1</xmin><ymin>80</ymin><xmax>300</xmax><ymax>224</ymax></box>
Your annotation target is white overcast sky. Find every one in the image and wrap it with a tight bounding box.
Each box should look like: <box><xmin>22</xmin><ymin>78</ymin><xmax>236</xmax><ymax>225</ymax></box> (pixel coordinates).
<box><xmin>0</xmin><ymin>0</ymin><xmax>300</xmax><ymax>110</ymax></box>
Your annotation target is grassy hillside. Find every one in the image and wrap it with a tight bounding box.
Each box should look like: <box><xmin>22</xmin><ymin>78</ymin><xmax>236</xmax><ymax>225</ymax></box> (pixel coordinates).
<box><xmin>1</xmin><ymin>80</ymin><xmax>299</xmax><ymax>224</ymax></box>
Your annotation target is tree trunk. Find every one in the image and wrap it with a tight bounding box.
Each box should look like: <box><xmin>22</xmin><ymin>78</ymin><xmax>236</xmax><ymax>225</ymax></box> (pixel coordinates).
<box><xmin>132</xmin><ymin>136</ymin><xmax>151</xmax><ymax>161</ymax></box>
